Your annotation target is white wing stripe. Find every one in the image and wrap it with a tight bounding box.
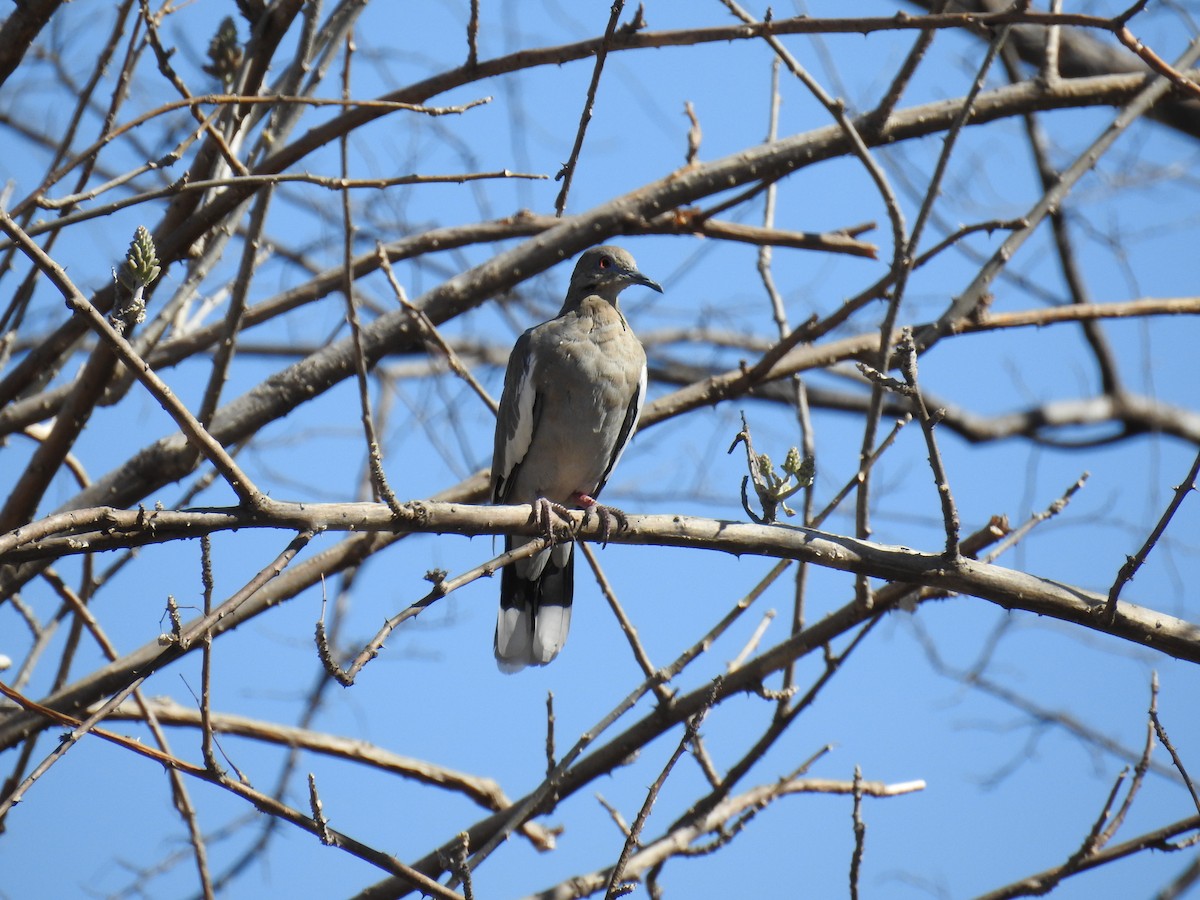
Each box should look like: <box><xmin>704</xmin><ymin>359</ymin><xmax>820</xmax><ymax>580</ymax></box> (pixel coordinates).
<box><xmin>501</xmin><ymin>355</ymin><xmax>537</xmax><ymax>483</ymax></box>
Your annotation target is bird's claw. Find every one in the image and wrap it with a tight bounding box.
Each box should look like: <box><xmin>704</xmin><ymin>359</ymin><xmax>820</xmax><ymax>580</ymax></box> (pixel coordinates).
<box><xmin>574</xmin><ymin>492</ymin><xmax>629</xmax><ymax>547</ymax></box>
<box><xmin>533</xmin><ymin>497</ymin><xmax>575</xmax><ymax>543</ymax></box>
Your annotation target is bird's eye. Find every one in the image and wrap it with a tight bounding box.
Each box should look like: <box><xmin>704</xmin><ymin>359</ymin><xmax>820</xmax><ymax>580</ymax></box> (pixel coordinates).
<box><xmin>599</xmin><ymin>256</ymin><xmax>611</xmax><ymax>269</ymax></box>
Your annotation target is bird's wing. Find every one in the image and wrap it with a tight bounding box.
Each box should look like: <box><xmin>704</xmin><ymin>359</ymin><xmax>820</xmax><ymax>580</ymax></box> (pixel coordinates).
<box><xmin>491</xmin><ymin>329</ymin><xmax>540</xmax><ymax>503</ymax></box>
<box><xmin>593</xmin><ymin>359</ymin><xmax>647</xmax><ymax>498</ymax></box>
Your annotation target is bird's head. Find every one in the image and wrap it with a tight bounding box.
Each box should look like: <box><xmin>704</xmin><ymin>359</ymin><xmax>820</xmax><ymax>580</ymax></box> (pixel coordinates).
<box><xmin>566</xmin><ymin>245</ymin><xmax>663</xmax><ymax>305</ymax></box>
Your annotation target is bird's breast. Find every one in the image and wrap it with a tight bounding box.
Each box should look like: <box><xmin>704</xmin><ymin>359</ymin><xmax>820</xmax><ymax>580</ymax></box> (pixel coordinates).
<box><xmin>509</xmin><ymin>311</ymin><xmax>646</xmax><ymax>502</ymax></box>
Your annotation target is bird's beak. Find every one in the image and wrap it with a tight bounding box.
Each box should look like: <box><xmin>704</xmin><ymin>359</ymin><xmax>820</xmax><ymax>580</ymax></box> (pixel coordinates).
<box><xmin>627</xmin><ymin>270</ymin><xmax>663</xmax><ymax>293</ymax></box>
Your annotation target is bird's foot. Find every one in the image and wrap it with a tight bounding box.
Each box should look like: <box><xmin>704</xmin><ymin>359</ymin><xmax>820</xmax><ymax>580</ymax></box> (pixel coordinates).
<box><xmin>572</xmin><ymin>492</ymin><xmax>628</xmax><ymax>546</ymax></box>
<box><xmin>533</xmin><ymin>497</ymin><xmax>576</xmax><ymax>543</ymax></box>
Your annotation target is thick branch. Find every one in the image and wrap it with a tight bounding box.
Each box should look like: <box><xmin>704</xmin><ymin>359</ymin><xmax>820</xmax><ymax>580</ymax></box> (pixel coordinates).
<box><xmin>1</xmin><ymin>499</ymin><xmax>1197</xmax><ymax>752</ymax></box>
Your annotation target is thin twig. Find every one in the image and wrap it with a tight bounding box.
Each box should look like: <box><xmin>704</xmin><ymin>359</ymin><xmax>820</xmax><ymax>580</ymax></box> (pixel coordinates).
<box><xmin>199</xmin><ymin>535</ymin><xmax>221</xmax><ymax>774</ymax></box>
<box><xmin>982</xmin><ymin>473</ymin><xmax>1089</xmax><ymax>563</ymax></box>
<box><xmin>196</xmin><ymin>161</ymin><xmax>276</xmax><ymax>430</ymax></box>
<box><xmin>849</xmin><ymin>765</ymin><xmax>866</xmax><ymax>900</ymax></box>
<box><xmin>670</xmin><ymin>613</ymin><xmax>886</xmax><ymax>836</ymax></box>
<box><xmin>974</xmin><ymin>814</ymin><xmax>1200</xmax><ymax>900</ymax></box>
<box><xmin>319</xmin><ymin>536</ymin><xmax>551</xmax><ymax>686</ymax></box>
<box><xmin>309</xmin><ymin>773</ymin><xmax>333</xmax><ymax>845</ymax></box>
<box><xmin>554</xmin><ymin>1</ymin><xmax>625</xmax><ymax>216</ymax></box>
<box><xmin>605</xmin><ymin>684</ymin><xmax>720</xmax><ymax>899</ymax></box>
<box><xmin>756</xmin><ymin>56</ymin><xmax>816</xmax><ymax>696</ymax></box>
<box><xmin>466</xmin><ymin>0</ymin><xmax>480</xmax><ymax>67</ymax></box>
<box><xmin>810</xmin><ymin>416</ymin><xmax>910</xmax><ymax>530</ymax></box>
<box><xmin>375</xmin><ymin>244</ymin><xmax>498</xmax><ymax>414</ymax></box>
<box><xmin>545</xmin><ymin>692</ymin><xmax>556</xmax><ymax>781</ymax></box>
<box><xmin>137</xmin><ymin>0</ymin><xmax>248</xmax><ymax>177</ymax></box>
<box><xmin>1104</xmin><ymin>446</ymin><xmax>1200</xmax><ymax>623</ymax></box>
<box><xmin>581</xmin><ymin>542</ymin><xmax>671</xmax><ymax>703</ymax></box>
<box><xmin>0</xmin><ymin>675</ymin><xmax>148</xmax><ymax>818</ymax></box>
<box><xmin>337</xmin><ymin>35</ymin><xmax>404</xmax><ymax>517</ymax></box>
<box><xmin>8</xmin><ymin>568</ymin><xmax>216</xmax><ymax>897</ymax></box>
<box><xmin>919</xmin><ymin>35</ymin><xmax>1200</xmax><ymax>344</ymax></box>
<box><xmin>1150</xmin><ymin>672</ymin><xmax>1200</xmax><ymax>815</ymax></box>
<box><xmin>462</xmin><ymin>556</ymin><xmax>811</xmax><ymax>877</ymax></box>
<box><xmin>727</xmin><ymin>610</ymin><xmax>775</xmax><ymax>673</ymax></box>
<box><xmin>896</xmin><ymin>329</ymin><xmax>960</xmax><ymax>557</ymax></box>
<box><xmin>683</xmin><ymin>100</ymin><xmax>701</xmax><ymax>166</ymax></box>
<box><xmin>1004</xmin><ymin>42</ymin><xmax>1123</xmax><ymax>396</ymax></box>
<box><xmin>1042</xmin><ymin>0</ymin><xmax>1063</xmax><ymax>86</ymax></box>
<box><xmin>0</xmin><ymin>207</ymin><xmax>265</xmax><ymax>509</ymax></box>
<box><xmin>866</xmin><ymin>0</ymin><xmax>947</xmax><ymax>131</ymax></box>
<box><xmin>0</xmin><ymin>681</ymin><xmax>463</xmax><ymax>898</ymax></box>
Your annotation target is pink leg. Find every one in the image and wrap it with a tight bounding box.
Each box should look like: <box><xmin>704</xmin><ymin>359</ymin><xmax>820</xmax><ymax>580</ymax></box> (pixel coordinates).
<box><xmin>570</xmin><ymin>492</ymin><xmax>628</xmax><ymax>545</ymax></box>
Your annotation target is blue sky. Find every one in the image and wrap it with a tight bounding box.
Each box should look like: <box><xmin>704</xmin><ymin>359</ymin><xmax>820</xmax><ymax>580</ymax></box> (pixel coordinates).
<box><xmin>2</xmin><ymin>2</ymin><xmax>1199</xmax><ymax>898</ymax></box>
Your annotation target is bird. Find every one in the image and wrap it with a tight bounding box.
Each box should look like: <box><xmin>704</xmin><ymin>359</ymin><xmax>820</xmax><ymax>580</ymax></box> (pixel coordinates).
<box><xmin>491</xmin><ymin>245</ymin><xmax>662</xmax><ymax>672</ymax></box>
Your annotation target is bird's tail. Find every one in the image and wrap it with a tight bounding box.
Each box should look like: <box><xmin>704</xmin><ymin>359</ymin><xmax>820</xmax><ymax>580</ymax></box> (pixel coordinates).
<box><xmin>494</xmin><ymin>537</ymin><xmax>574</xmax><ymax>672</ymax></box>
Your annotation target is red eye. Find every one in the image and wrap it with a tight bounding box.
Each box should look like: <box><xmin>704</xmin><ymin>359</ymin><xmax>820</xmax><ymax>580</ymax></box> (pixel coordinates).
<box><xmin>599</xmin><ymin>256</ymin><xmax>611</xmax><ymax>269</ymax></box>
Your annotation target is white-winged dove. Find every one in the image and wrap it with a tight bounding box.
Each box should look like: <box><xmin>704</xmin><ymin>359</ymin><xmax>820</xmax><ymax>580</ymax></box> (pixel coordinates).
<box><xmin>491</xmin><ymin>245</ymin><xmax>662</xmax><ymax>672</ymax></box>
